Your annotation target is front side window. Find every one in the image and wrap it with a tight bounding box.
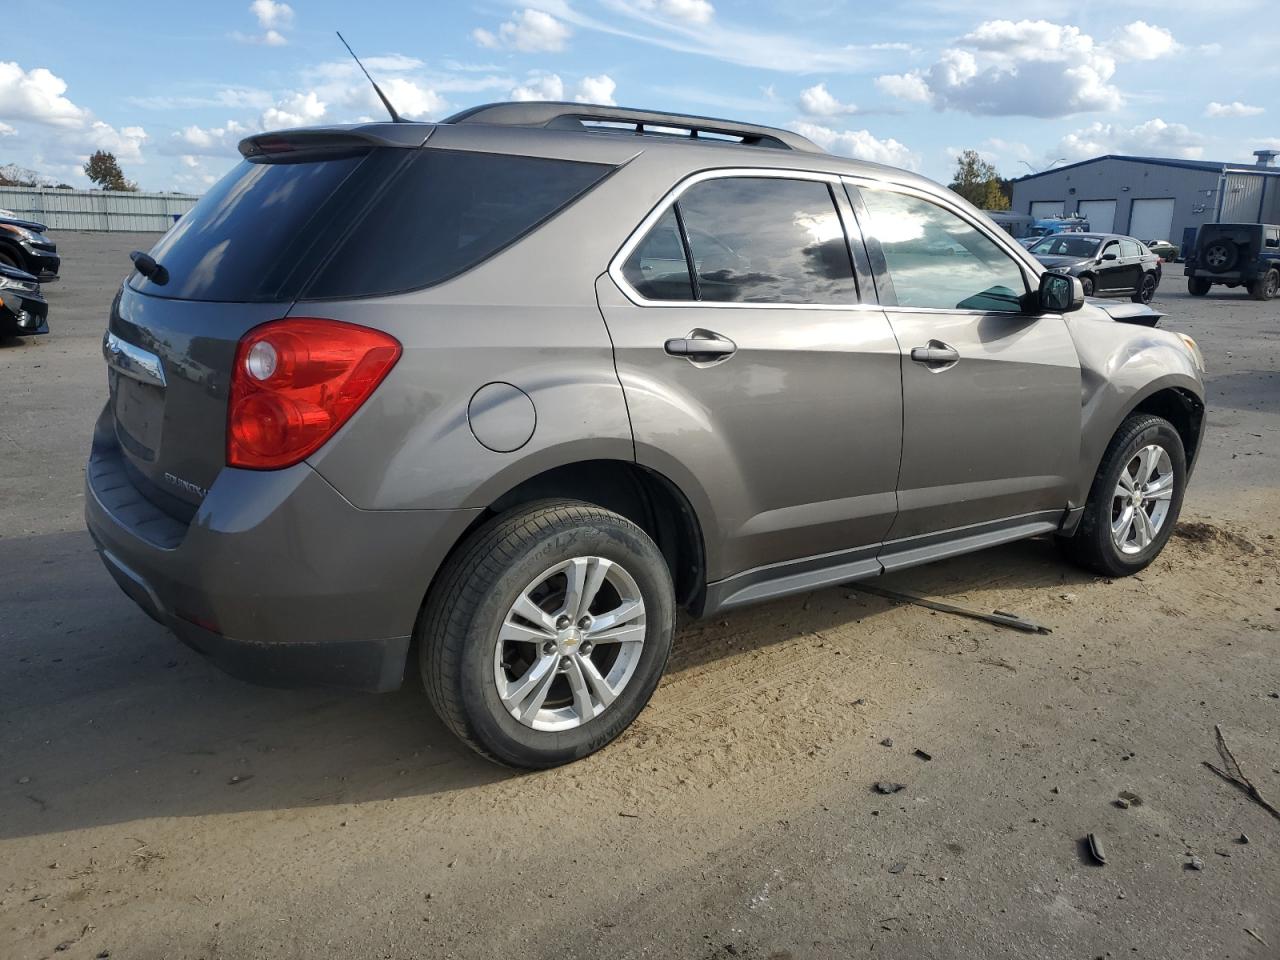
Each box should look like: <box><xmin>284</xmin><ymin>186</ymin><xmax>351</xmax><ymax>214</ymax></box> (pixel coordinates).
<box><xmin>1101</xmin><ymin>241</ymin><xmax>1120</xmax><ymax>260</ymax></box>
<box><xmin>856</xmin><ymin>187</ymin><xmax>1027</xmax><ymax>313</ymax></box>
<box><xmin>1120</xmin><ymin>239</ymin><xmax>1142</xmax><ymax>257</ymax></box>
<box><xmin>620</xmin><ymin>208</ymin><xmax>694</xmax><ymax>301</ymax></box>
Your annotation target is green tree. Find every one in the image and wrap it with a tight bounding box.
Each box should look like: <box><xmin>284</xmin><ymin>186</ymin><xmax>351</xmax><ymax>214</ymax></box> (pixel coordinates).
<box><xmin>83</xmin><ymin>151</ymin><xmax>138</xmax><ymax>192</ymax></box>
<box><xmin>948</xmin><ymin>149</ymin><xmax>1008</xmax><ymax>209</ymax></box>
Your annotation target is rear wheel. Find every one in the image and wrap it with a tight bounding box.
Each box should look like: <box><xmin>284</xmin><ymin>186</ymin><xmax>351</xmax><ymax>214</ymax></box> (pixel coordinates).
<box><xmin>419</xmin><ymin>499</ymin><xmax>675</xmax><ymax>768</ymax></box>
<box><xmin>1248</xmin><ymin>269</ymin><xmax>1278</xmax><ymax>301</ymax></box>
<box><xmin>1132</xmin><ymin>272</ymin><xmax>1158</xmax><ymax>304</ymax></box>
<box><xmin>1058</xmin><ymin>414</ymin><xmax>1186</xmax><ymax>577</ymax></box>
<box><xmin>1187</xmin><ymin>276</ymin><xmax>1211</xmax><ymax>296</ymax></box>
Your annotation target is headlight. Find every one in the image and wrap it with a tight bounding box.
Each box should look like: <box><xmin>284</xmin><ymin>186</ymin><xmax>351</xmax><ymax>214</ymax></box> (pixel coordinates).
<box><xmin>1176</xmin><ymin>333</ymin><xmax>1206</xmax><ymax>373</ymax></box>
<box><xmin>0</xmin><ymin>275</ymin><xmax>37</xmax><ymax>294</ymax></box>
<box><xmin>0</xmin><ymin>223</ymin><xmax>39</xmax><ymax>243</ymax></box>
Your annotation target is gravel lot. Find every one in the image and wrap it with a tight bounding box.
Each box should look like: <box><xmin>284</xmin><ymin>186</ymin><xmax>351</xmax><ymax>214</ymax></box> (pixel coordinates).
<box><xmin>2</xmin><ymin>232</ymin><xmax>1278</xmax><ymax>960</ymax></box>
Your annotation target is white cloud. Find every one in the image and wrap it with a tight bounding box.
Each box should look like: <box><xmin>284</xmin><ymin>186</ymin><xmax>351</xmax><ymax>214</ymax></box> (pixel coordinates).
<box><xmin>0</xmin><ymin>121</ymin><xmax>15</xmax><ymax>136</ymax></box>
<box><xmin>1205</xmin><ymin>100</ymin><xmax>1264</xmax><ymax>118</ymax></box>
<box><xmin>797</xmin><ymin>83</ymin><xmax>857</xmax><ymax>117</ymax></box>
<box><xmin>511</xmin><ymin>73</ymin><xmax>565</xmax><ymax>101</ymax></box>
<box><xmin>0</xmin><ymin>61</ymin><xmax>89</xmax><ymax>127</ymax></box>
<box><xmin>474</xmin><ymin>9</ymin><xmax>571</xmax><ymax>53</ymax></box>
<box><xmin>261</xmin><ymin>90</ymin><xmax>326</xmax><ymax>129</ymax></box>
<box><xmin>633</xmin><ymin>0</ymin><xmax>714</xmax><ymax>24</ymax></box>
<box><xmin>874</xmin><ymin>72</ymin><xmax>931</xmax><ymax>104</ymax></box>
<box><xmin>250</xmin><ymin>0</ymin><xmax>293</xmax><ymax>29</ymax></box>
<box><xmin>171</xmin><ymin>120</ymin><xmax>251</xmax><ymax>156</ymax></box>
<box><xmin>1105</xmin><ymin>21</ymin><xmax>1178</xmax><ymax>61</ymax></box>
<box><xmin>1056</xmin><ymin>118</ymin><xmax>1204</xmax><ymax>161</ymax></box>
<box><xmin>575</xmin><ymin>74</ymin><xmax>617</xmax><ymax>105</ymax></box>
<box><xmin>874</xmin><ymin>19</ymin><xmax>1180</xmax><ymax>118</ymax></box>
<box><xmin>790</xmin><ymin>121</ymin><xmax>919</xmax><ymax>171</ymax></box>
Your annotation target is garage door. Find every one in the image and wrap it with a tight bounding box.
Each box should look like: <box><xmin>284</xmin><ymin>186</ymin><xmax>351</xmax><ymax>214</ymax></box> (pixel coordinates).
<box><xmin>1076</xmin><ymin>200</ymin><xmax>1116</xmax><ymax>234</ymax></box>
<box><xmin>1128</xmin><ymin>198</ymin><xmax>1175</xmax><ymax>243</ymax></box>
<box><xmin>1030</xmin><ymin>201</ymin><xmax>1064</xmax><ymax>219</ymax></box>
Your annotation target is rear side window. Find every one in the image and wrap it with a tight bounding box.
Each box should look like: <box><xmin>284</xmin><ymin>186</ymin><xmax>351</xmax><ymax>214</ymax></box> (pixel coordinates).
<box><xmin>679</xmin><ymin>178</ymin><xmax>856</xmax><ymax>304</ymax></box>
<box><xmin>130</xmin><ymin>148</ymin><xmax>611</xmax><ymax>303</ymax></box>
<box><xmin>307</xmin><ymin>149</ymin><xmax>612</xmax><ymax>300</ymax></box>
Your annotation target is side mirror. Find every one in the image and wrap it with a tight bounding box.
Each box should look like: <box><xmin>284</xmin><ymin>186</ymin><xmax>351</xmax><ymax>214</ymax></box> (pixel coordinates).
<box><xmin>1038</xmin><ymin>272</ymin><xmax>1084</xmax><ymax>313</ymax></box>
<box><xmin>1101</xmin><ymin>252</ymin><xmax>1118</xmax><ymax>261</ymax></box>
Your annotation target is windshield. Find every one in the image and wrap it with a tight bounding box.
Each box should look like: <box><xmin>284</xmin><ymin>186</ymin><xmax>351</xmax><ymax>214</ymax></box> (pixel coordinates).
<box><xmin>1029</xmin><ymin>235</ymin><xmax>1101</xmax><ymax>258</ymax></box>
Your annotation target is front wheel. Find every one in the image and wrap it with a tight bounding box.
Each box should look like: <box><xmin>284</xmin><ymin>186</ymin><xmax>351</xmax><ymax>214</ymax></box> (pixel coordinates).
<box><xmin>1249</xmin><ymin>269</ymin><xmax>1278</xmax><ymax>301</ymax></box>
<box><xmin>1080</xmin><ymin>275</ymin><xmax>1095</xmax><ymax>297</ymax></box>
<box><xmin>1058</xmin><ymin>414</ymin><xmax>1187</xmax><ymax>577</ymax></box>
<box><xmin>1132</xmin><ymin>272</ymin><xmax>1158</xmax><ymax>304</ymax></box>
<box><xmin>1187</xmin><ymin>277</ymin><xmax>1211</xmax><ymax>297</ymax></box>
<box><xmin>419</xmin><ymin>500</ymin><xmax>675</xmax><ymax>768</ymax></box>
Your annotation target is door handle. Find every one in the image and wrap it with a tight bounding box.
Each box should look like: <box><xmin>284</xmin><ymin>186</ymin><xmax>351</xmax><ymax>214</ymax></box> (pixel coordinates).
<box><xmin>664</xmin><ymin>332</ymin><xmax>737</xmax><ymax>361</ymax></box>
<box><xmin>909</xmin><ymin>340</ymin><xmax>960</xmax><ymax>367</ymax></box>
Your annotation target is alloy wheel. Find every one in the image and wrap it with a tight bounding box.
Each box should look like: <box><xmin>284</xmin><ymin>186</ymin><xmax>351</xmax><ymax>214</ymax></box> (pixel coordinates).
<box><xmin>1140</xmin><ymin>275</ymin><xmax>1156</xmax><ymax>303</ymax></box>
<box><xmin>1110</xmin><ymin>444</ymin><xmax>1175</xmax><ymax>555</ymax></box>
<box><xmin>494</xmin><ymin>557</ymin><xmax>647</xmax><ymax>731</ymax></box>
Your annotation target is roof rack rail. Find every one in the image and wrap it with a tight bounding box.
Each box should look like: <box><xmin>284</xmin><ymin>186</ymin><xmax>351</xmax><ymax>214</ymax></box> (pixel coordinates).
<box><xmin>441</xmin><ymin>101</ymin><xmax>823</xmax><ymax>153</ymax></box>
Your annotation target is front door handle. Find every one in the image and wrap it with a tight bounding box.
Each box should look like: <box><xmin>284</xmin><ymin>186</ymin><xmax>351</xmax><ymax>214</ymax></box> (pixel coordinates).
<box><xmin>909</xmin><ymin>340</ymin><xmax>960</xmax><ymax>367</ymax></box>
<box><xmin>664</xmin><ymin>331</ymin><xmax>737</xmax><ymax>361</ymax></box>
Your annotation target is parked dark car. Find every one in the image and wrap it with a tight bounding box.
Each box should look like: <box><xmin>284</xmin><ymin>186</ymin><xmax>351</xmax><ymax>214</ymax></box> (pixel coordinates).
<box><xmin>1184</xmin><ymin>223</ymin><xmax>1280</xmax><ymax>300</ymax></box>
<box><xmin>0</xmin><ymin>262</ymin><xmax>49</xmax><ymax>336</ymax></box>
<box><xmin>0</xmin><ymin>214</ymin><xmax>60</xmax><ymax>281</ymax></box>
<box><xmin>1027</xmin><ymin>233</ymin><xmax>1162</xmax><ymax>303</ymax></box>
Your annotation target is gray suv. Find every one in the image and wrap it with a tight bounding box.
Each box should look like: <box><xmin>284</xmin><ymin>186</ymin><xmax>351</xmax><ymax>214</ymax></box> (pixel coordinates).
<box><xmin>86</xmin><ymin>103</ymin><xmax>1206</xmax><ymax>768</ymax></box>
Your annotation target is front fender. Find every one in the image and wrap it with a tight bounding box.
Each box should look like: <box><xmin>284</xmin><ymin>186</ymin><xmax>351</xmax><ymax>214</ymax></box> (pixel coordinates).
<box><xmin>1069</xmin><ymin>312</ymin><xmax>1204</xmax><ymax>506</ymax></box>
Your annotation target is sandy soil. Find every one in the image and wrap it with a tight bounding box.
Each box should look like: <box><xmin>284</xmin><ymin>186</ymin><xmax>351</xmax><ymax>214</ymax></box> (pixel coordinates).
<box><xmin>1</xmin><ymin>232</ymin><xmax>1277</xmax><ymax>960</ymax></box>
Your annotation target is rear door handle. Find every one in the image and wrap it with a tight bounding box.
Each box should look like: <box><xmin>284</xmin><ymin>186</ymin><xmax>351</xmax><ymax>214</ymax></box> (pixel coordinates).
<box><xmin>664</xmin><ymin>332</ymin><xmax>737</xmax><ymax>361</ymax></box>
<box><xmin>909</xmin><ymin>340</ymin><xmax>960</xmax><ymax>367</ymax></box>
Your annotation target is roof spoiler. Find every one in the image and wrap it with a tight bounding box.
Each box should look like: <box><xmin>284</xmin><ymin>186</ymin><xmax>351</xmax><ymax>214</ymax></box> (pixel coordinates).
<box><xmin>238</xmin><ymin>123</ymin><xmax>432</xmax><ymax>159</ymax></box>
<box><xmin>442</xmin><ymin>102</ymin><xmax>824</xmax><ymax>153</ymax></box>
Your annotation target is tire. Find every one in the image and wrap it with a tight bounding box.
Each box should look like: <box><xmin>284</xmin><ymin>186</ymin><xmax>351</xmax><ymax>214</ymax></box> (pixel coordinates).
<box><xmin>1202</xmin><ymin>239</ymin><xmax>1238</xmax><ymax>273</ymax></box>
<box><xmin>1080</xmin><ymin>275</ymin><xmax>1095</xmax><ymax>297</ymax></box>
<box><xmin>1059</xmin><ymin>414</ymin><xmax>1187</xmax><ymax>578</ymax></box>
<box><xmin>1131</xmin><ymin>272</ymin><xmax>1158</xmax><ymax>304</ymax></box>
<box><xmin>1187</xmin><ymin>277</ymin><xmax>1211</xmax><ymax>296</ymax></box>
<box><xmin>1248</xmin><ymin>269</ymin><xmax>1279</xmax><ymax>301</ymax></box>
<box><xmin>0</xmin><ymin>250</ymin><xmax>18</xmax><ymax>270</ymax></box>
<box><xmin>419</xmin><ymin>499</ymin><xmax>676</xmax><ymax>769</ymax></box>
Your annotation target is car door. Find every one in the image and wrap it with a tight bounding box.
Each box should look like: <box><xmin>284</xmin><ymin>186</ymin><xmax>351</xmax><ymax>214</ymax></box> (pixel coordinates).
<box><xmin>1118</xmin><ymin>238</ymin><xmax>1145</xmax><ymax>292</ymax></box>
<box><xmin>1095</xmin><ymin>239</ymin><xmax>1124</xmax><ymax>292</ymax></box>
<box><xmin>597</xmin><ymin>170</ymin><xmax>904</xmax><ymax>589</ymax></box>
<box><xmin>843</xmin><ymin>179</ymin><xmax>1081</xmax><ymax>555</ymax></box>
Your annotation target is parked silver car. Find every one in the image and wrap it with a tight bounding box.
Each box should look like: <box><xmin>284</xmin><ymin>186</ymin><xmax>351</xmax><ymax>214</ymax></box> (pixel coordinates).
<box><xmin>86</xmin><ymin>103</ymin><xmax>1206</xmax><ymax>767</ymax></box>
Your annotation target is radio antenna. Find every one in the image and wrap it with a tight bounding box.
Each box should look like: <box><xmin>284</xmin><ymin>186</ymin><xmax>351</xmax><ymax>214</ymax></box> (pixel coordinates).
<box><xmin>336</xmin><ymin>31</ymin><xmax>404</xmax><ymax>123</ymax></box>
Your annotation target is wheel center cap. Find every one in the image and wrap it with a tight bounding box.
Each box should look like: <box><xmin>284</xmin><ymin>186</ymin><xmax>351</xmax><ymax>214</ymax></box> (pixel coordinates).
<box><xmin>558</xmin><ymin>628</ymin><xmax>582</xmax><ymax>654</ymax></box>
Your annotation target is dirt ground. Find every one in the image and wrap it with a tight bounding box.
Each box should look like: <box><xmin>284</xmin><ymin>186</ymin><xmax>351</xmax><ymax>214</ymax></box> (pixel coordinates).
<box><xmin>1</xmin><ymin>232</ymin><xmax>1277</xmax><ymax>960</ymax></box>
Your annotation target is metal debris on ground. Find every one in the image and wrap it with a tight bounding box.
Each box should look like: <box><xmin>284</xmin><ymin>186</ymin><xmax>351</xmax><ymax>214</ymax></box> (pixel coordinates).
<box><xmin>1203</xmin><ymin>724</ymin><xmax>1280</xmax><ymax>822</ymax></box>
<box><xmin>1086</xmin><ymin>833</ymin><xmax>1107</xmax><ymax>865</ymax></box>
<box><xmin>913</xmin><ymin>749</ymin><xmax>933</xmax><ymax>762</ymax></box>
<box><xmin>849</xmin><ymin>584</ymin><xmax>1052</xmax><ymax>635</ymax></box>
<box><xmin>1117</xmin><ymin>790</ymin><xmax>1143</xmax><ymax>806</ymax></box>
<box><xmin>875</xmin><ymin>781</ymin><xmax>906</xmax><ymax>794</ymax></box>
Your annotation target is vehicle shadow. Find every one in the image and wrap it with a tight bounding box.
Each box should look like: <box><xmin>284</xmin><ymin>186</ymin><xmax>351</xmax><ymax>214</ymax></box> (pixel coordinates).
<box><xmin>0</xmin><ymin>529</ymin><xmax>1096</xmax><ymax>840</ymax></box>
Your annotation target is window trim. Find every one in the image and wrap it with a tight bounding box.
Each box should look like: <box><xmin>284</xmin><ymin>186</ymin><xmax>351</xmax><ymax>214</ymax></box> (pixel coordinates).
<box><xmin>608</xmin><ymin>167</ymin><xmax>873</xmax><ymax>310</ymax></box>
<box><xmin>842</xmin><ymin>176</ymin><xmax>1041</xmax><ymax>317</ymax></box>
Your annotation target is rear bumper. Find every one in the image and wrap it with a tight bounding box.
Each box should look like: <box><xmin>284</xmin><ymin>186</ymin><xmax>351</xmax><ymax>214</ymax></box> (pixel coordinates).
<box><xmin>84</xmin><ymin>407</ymin><xmax>482</xmax><ymax>691</ymax></box>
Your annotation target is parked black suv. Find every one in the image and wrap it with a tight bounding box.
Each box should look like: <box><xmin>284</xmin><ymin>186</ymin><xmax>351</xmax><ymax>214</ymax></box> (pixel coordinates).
<box><xmin>0</xmin><ymin>214</ymin><xmax>60</xmax><ymax>281</ymax></box>
<box><xmin>1185</xmin><ymin>223</ymin><xmax>1280</xmax><ymax>300</ymax></box>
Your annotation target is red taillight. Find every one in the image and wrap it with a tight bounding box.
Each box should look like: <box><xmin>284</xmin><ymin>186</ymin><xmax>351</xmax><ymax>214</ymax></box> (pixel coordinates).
<box><xmin>228</xmin><ymin>318</ymin><xmax>401</xmax><ymax>469</ymax></box>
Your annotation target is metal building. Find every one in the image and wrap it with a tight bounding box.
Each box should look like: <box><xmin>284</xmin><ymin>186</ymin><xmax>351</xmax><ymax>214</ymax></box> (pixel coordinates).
<box><xmin>0</xmin><ymin>186</ymin><xmax>199</xmax><ymax>232</ymax></box>
<box><xmin>1011</xmin><ymin>150</ymin><xmax>1280</xmax><ymax>250</ymax></box>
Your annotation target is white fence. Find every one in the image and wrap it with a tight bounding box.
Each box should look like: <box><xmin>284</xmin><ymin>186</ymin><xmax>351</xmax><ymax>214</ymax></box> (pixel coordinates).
<box><xmin>0</xmin><ymin>186</ymin><xmax>200</xmax><ymax>232</ymax></box>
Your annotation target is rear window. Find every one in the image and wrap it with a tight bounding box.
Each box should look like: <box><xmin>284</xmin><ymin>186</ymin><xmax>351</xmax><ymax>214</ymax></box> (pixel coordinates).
<box><xmin>131</xmin><ymin>148</ymin><xmax>612</xmax><ymax>303</ymax></box>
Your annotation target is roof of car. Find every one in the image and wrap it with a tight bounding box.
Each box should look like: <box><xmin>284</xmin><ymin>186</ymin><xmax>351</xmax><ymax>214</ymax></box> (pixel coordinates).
<box><xmin>246</xmin><ymin>102</ymin><xmax>943</xmax><ymax>193</ymax></box>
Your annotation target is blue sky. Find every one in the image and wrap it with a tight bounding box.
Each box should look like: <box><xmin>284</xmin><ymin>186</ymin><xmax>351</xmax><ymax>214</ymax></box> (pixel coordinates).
<box><xmin>2</xmin><ymin>0</ymin><xmax>1276</xmax><ymax>193</ymax></box>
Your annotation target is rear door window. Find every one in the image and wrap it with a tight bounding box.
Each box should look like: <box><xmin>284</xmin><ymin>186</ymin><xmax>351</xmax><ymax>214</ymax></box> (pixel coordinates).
<box><xmin>676</xmin><ymin>177</ymin><xmax>857</xmax><ymax>304</ymax></box>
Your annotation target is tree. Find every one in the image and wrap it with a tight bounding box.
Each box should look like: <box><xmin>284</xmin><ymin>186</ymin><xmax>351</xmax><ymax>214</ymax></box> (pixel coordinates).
<box><xmin>948</xmin><ymin>149</ymin><xmax>1009</xmax><ymax>210</ymax></box>
<box><xmin>0</xmin><ymin>163</ymin><xmax>51</xmax><ymax>187</ymax></box>
<box><xmin>83</xmin><ymin>151</ymin><xmax>138</xmax><ymax>192</ymax></box>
